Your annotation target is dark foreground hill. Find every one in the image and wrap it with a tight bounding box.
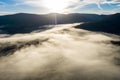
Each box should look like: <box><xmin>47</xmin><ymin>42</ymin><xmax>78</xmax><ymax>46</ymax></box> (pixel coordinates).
<box><xmin>0</xmin><ymin>13</ymin><xmax>105</xmax><ymax>34</ymax></box>
<box><xmin>75</xmin><ymin>13</ymin><xmax>120</xmax><ymax>35</ymax></box>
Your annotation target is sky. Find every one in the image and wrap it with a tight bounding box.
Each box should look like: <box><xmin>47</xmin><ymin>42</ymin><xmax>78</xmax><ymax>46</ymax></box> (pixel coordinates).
<box><xmin>0</xmin><ymin>0</ymin><xmax>120</xmax><ymax>15</ymax></box>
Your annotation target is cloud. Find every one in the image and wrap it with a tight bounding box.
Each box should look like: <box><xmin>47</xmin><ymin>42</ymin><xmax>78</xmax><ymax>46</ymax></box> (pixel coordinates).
<box><xmin>0</xmin><ymin>1</ymin><xmax>8</xmax><ymax>7</ymax></box>
<box><xmin>0</xmin><ymin>0</ymin><xmax>120</xmax><ymax>14</ymax></box>
<box><xmin>0</xmin><ymin>23</ymin><xmax>120</xmax><ymax>80</ymax></box>
<box><xmin>0</xmin><ymin>11</ymin><xmax>17</xmax><ymax>15</ymax></box>
<box><xmin>13</xmin><ymin>0</ymin><xmax>120</xmax><ymax>13</ymax></box>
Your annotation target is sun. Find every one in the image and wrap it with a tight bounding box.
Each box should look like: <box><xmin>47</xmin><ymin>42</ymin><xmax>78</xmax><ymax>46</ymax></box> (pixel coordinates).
<box><xmin>43</xmin><ymin>0</ymin><xmax>69</xmax><ymax>13</ymax></box>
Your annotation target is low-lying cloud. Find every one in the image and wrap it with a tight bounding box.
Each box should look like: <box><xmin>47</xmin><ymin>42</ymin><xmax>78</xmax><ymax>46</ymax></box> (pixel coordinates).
<box><xmin>0</xmin><ymin>23</ymin><xmax>120</xmax><ymax>80</ymax></box>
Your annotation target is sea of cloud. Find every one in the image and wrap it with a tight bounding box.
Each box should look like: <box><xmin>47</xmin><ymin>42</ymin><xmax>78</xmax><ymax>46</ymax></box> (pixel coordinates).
<box><xmin>0</xmin><ymin>23</ymin><xmax>120</xmax><ymax>80</ymax></box>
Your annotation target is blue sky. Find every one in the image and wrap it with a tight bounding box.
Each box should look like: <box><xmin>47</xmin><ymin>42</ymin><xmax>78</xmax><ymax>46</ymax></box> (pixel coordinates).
<box><xmin>0</xmin><ymin>0</ymin><xmax>120</xmax><ymax>15</ymax></box>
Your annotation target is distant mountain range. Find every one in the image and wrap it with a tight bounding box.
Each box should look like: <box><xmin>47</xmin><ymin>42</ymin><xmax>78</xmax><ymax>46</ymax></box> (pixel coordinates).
<box><xmin>76</xmin><ymin>13</ymin><xmax>120</xmax><ymax>35</ymax></box>
<box><xmin>0</xmin><ymin>13</ymin><xmax>106</xmax><ymax>34</ymax></box>
<box><xmin>0</xmin><ymin>13</ymin><xmax>120</xmax><ymax>35</ymax></box>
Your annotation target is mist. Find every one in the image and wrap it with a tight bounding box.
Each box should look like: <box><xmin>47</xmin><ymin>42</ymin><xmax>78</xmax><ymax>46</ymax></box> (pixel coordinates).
<box><xmin>0</xmin><ymin>23</ymin><xmax>120</xmax><ymax>80</ymax></box>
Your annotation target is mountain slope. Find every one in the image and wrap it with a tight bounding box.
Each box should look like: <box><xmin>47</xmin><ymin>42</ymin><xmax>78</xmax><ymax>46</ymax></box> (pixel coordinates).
<box><xmin>76</xmin><ymin>13</ymin><xmax>120</xmax><ymax>35</ymax></box>
<box><xmin>0</xmin><ymin>13</ymin><xmax>105</xmax><ymax>34</ymax></box>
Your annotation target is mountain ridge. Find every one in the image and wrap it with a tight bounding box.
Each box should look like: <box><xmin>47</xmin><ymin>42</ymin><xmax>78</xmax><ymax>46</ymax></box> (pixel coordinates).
<box><xmin>75</xmin><ymin>13</ymin><xmax>120</xmax><ymax>35</ymax></box>
<box><xmin>0</xmin><ymin>13</ymin><xmax>119</xmax><ymax>34</ymax></box>
<box><xmin>0</xmin><ymin>13</ymin><xmax>106</xmax><ymax>34</ymax></box>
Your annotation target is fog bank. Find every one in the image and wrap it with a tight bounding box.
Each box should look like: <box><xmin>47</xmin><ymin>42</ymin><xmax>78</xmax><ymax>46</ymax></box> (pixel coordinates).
<box><xmin>0</xmin><ymin>23</ymin><xmax>120</xmax><ymax>80</ymax></box>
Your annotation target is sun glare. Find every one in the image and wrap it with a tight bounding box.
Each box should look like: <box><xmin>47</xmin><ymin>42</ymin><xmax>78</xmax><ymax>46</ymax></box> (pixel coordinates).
<box><xmin>43</xmin><ymin>0</ymin><xmax>69</xmax><ymax>13</ymax></box>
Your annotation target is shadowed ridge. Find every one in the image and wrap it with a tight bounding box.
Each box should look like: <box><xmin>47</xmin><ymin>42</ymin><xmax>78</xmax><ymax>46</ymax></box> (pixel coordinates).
<box><xmin>0</xmin><ymin>38</ymin><xmax>49</xmax><ymax>56</ymax></box>
<box><xmin>75</xmin><ymin>13</ymin><xmax>120</xmax><ymax>35</ymax></box>
<box><xmin>0</xmin><ymin>13</ymin><xmax>105</xmax><ymax>34</ymax></box>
